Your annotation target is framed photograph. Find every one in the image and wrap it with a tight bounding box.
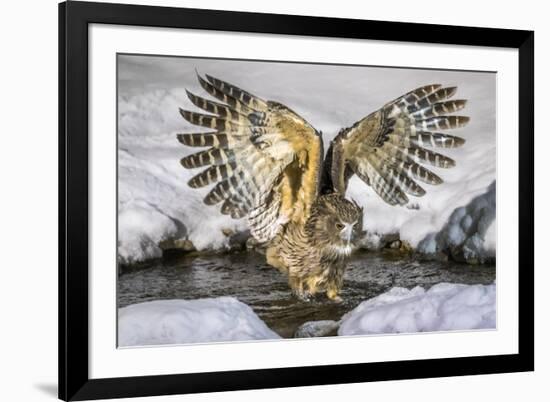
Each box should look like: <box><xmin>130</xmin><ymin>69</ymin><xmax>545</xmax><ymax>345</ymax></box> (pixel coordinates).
<box><xmin>59</xmin><ymin>1</ymin><xmax>534</xmax><ymax>400</ymax></box>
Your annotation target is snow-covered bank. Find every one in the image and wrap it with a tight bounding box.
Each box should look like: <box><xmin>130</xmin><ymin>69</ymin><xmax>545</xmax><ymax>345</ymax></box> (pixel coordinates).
<box><xmin>118</xmin><ymin>55</ymin><xmax>496</xmax><ymax>264</ymax></box>
<box><xmin>117</xmin><ymin>89</ymin><xmax>247</xmax><ymax>264</ymax></box>
<box><xmin>117</xmin><ymin>283</ymin><xmax>496</xmax><ymax>345</ymax></box>
<box><xmin>338</xmin><ymin>282</ymin><xmax>496</xmax><ymax>336</ymax></box>
<box><xmin>417</xmin><ymin>181</ymin><xmax>496</xmax><ymax>263</ymax></box>
<box><xmin>118</xmin><ymin>297</ymin><xmax>281</xmax><ymax>346</ymax></box>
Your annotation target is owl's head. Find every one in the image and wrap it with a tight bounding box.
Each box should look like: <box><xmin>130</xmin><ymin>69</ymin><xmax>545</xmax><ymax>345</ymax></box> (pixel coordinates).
<box><xmin>305</xmin><ymin>193</ymin><xmax>364</xmax><ymax>257</ymax></box>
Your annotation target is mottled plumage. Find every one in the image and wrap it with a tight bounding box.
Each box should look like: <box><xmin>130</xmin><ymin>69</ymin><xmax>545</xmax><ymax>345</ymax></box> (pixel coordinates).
<box><xmin>266</xmin><ymin>194</ymin><xmax>363</xmax><ymax>301</ymax></box>
<box><xmin>178</xmin><ymin>74</ymin><xmax>468</xmax><ymax>301</ymax></box>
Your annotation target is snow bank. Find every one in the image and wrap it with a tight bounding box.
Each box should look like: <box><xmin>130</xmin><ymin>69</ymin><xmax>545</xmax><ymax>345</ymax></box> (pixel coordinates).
<box><xmin>338</xmin><ymin>282</ymin><xmax>495</xmax><ymax>336</ymax></box>
<box><xmin>417</xmin><ymin>181</ymin><xmax>495</xmax><ymax>262</ymax></box>
<box><xmin>117</xmin><ymin>287</ymin><xmax>496</xmax><ymax>345</ymax></box>
<box><xmin>118</xmin><ymin>55</ymin><xmax>496</xmax><ymax>264</ymax></box>
<box><xmin>118</xmin><ymin>297</ymin><xmax>280</xmax><ymax>346</ymax></box>
<box><xmin>117</xmin><ymin>88</ymin><xmax>247</xmax><ymax>264</ymax></box>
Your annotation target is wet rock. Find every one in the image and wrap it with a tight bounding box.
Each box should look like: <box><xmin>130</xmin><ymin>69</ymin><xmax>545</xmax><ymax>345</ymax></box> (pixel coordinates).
<box><xmin>356</xmin><ymin>232</ymin><xmax>383</xmax><ymax>250</ymax></box>
<box><xmin>382</xmin><ymin>233</ymin><xmax>401</xmax><ymax>246</ymax></box>
<box><xmin>382</xmin><ymin>239</ymin><xmax>413</xmax><ymax>259</ymax></box>
<box><xmin>246</xmin><ymin>237</ymin><xmax>258</xmax><ymax>250</ymax></box>
<box><xmin>417</xmin><ymin>250</ymin><xmax>449</xmax><ymax>262</ymax></box>
<box><xmin>221</xmin><ymin>228</ymin><xmax>235</xmax><ymax>237</ymax></box>
<box><xmin>158</xmin><ymin>238</ymin><xmax>196</xmax><ymax>252</ymax></box>
<box><xmin>159</xmin><ymin>238</ymin><xmax>197</xmax><ymax>260</ymax></box>
<box><xmin>226</xmin><ymin>230</ymin><xmax>250</xmax><ymax>252</ymax></box>
<box><xmin>388</xmin><ymin>240</ymin><xmax>401</xmax><ymax>249</ymax></box>
<box><xmin>245</xmin><ymin>237</ymin><xmax>267</xmax><ymax>254</ymax></box>
<box><xmin>449</xmin><ymin>235</ymin><xmax>495</xmax><ymax>265</ymax></box>
<box><xmin>294</xmin><ymin>320</ymin><xmax>340</xmax><ymax>338</ymax></box>
<box><xmin>357</xmin><ymin>232</ymin><xmax>400</xmax><ymax>251</ymax></box>
<box><xmin>399</xmin><ymin>240</ymin><xmax>413</xmax><ymax>253</ymax></box>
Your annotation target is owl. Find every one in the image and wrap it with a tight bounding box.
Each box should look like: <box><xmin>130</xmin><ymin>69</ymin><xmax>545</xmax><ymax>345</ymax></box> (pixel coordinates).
<box><xmin>177</xmin><ymin>73</ymin><xmax>468</xmax><ymax>301</ymax></box>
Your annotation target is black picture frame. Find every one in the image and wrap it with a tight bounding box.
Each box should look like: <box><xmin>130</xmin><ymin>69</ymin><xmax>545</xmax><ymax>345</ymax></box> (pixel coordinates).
<box><xmin>59</xmin><ymin>1</ymin><xmax>534</xmax><ymax>400</ymax></box>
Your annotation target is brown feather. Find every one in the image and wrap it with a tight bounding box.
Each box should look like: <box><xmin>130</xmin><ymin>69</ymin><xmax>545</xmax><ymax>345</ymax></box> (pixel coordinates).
<box><xmin>326</xmin><ymin>83</ymin><xmax>468</xmax><ymax>204</ymax></box>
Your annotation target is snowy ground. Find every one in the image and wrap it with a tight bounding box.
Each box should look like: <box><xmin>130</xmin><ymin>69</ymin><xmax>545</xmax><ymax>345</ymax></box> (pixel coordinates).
<box><xmin>339</xmin><ymin>282</ymin><xmax>495</xmax><ymax>335</ymax></box>
<box><xmin>118</xmin><ymin>282</ymin><xmax>495</xmax><ymax>346</ymax></box>
<box><xmin>117</xmin><ymin>55</ymin><xmax>496</xmax><ymax>264</ymax></box>
<box><xmin>118</xmin><ymin>297</ymin><xmax>281</xmax><ymax>346</ymax></box>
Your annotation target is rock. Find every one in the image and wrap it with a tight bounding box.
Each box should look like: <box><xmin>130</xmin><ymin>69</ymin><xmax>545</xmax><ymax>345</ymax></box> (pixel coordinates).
<box><xmin>179</xmin><ymin>239</ymin><xmax>196</xmax><ymax>251</ymax></box>
<box><xmin>294</xmin><ymin>320</ymin><xmax>340</xmax><ymax>338</ymax></box>
<box><xmin>417</xmin><ymin>250</ymin><xmax>449</xmax><ymax>262</ymax></box>
<box><xmin>245</xmin><ymin>237</ymin><xmax>267</xmax><ymax>254</ymax></box>
<box><xmin>450</xmin><ymin>235</ymin><xmax>494</xmax><ymax>264</ymax></box>
<box><xmin>357</xmin><ymin>232</ymin><xmax>401</xmax><ymax>251</ymax></box>
<box><xmin>381</xmin><ymin>233</ymin><xmax>400</xmax><ymax>246</ymax></box>
<box><xmin>246</xmin><ymin>237</ymin><xmax>258</xmax><ymax>250</ymax></box>
<box><xmin>226</xmin><ymin>230</ymin><xmax>250</xmax><ymax>251</ymax></box>
<box><xmin>221</xmin><ymin>228</ymin><xmax>235</xmax><ymax>237</ymax></box>
<box><xmin>383</xmin><ymin>239</ymin><xmax>413</xmax><ymax>257</ymax></box>
<box><xmin>158</xmin><ymin>238</ymin><xmax>196</xmax><ymax>252</ymax></box>
<box><xmin>399</xmin><ymin>240</ymin><xmax>413</xmax><ymax>253</ymax></box>
<box><xmin>356</xmin><ymin>232</ymin><xmax>383</xmax><ymax>250</ymax></box>
<box><xmin>388</xmin><ymin>240</ymin><xmax>401</xmax><ymax>249</ymax></box>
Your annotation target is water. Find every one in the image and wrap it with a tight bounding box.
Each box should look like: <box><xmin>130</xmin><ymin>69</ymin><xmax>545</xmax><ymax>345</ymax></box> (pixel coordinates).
<box><xmin>118</xmin><ymin>250</ymin><xmax>496</xmax><ymax>338</ymax></box>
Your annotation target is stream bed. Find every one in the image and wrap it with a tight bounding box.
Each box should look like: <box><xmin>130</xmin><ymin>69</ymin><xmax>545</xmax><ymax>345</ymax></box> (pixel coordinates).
<box><xmin>118</xmin><ymin>250</ymin><xmax>496</xmax><ymax>338</ymax></box>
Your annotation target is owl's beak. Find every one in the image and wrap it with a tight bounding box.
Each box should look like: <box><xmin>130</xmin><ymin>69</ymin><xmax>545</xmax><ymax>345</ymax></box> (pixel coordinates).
<box><xmin>340</xmin><ymin>223</ymin><xmax>355</xmax><ymax>244</ymax></box>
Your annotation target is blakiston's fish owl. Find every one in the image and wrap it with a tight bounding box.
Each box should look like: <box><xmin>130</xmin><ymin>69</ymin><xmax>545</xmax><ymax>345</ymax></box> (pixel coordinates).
<box><xmin>177</xmin><ymin>73</ymin><xmax>468</xmax><ymax>301</ymax></box>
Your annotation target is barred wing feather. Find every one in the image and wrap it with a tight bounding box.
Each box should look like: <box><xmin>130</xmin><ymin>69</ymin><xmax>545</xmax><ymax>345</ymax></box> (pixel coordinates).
<box><xmin>328</xmin><ymin>84</ymin><xmax>468</xmax><ymax>205</ymax></box>
<box><xmin>178</xmin><ymin>74</ymin><xmax>323</xmax><ymax>243</ymax></box>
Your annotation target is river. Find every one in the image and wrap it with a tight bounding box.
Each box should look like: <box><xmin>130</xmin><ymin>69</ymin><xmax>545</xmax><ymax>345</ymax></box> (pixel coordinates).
<box><xmin>118</xmin><ymin>250</ymin><xmax>496</xmax><ymax>338</ymax></box>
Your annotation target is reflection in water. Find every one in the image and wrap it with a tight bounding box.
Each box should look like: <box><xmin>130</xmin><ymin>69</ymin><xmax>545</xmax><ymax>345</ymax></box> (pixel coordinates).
<box><xmin>118</xmin><ymin>251</ymin><xmax>496</xmax><ymax>338</ymax></box>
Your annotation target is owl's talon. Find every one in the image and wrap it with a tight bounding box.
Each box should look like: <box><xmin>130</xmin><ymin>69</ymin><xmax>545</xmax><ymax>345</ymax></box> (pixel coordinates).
<box><xmin>293</xmin><ymin>290</ymin><xmax>313</xmax><ymax>302</ymax></box>
<box><xmin>326</xmin><ymin>290</ymin><xmax>343</xmax><ymax>303</ymax></box>
<box><xmin>301</xmin><ymin>294</ymin><xmax>313</xmax><ymax>302</ymax></box>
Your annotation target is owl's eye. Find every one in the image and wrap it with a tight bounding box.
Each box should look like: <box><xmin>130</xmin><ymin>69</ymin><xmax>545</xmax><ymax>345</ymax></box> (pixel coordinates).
<box><xmin>335</xmin><ymin>222</ymin><xmax>345</xmax><ymax>230</ymax></box>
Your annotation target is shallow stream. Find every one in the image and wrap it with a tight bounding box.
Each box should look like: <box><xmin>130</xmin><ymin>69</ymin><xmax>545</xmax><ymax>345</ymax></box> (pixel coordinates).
<box><xmin>118</xmin><ymin>251</ymin><xmax>496</xmax><ymax>338</ymax></box>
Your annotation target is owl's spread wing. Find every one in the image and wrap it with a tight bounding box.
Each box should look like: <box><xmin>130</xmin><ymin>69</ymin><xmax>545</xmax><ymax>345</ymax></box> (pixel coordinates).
<box><xmin>178</xmin><ymin>74</ymin><xmax>323</xmax><ymax>243</ymax></box>
<box><xmin>327</xmin><ymin>84</ymin><xmax>468</xmax><ymax>205</ymax></box>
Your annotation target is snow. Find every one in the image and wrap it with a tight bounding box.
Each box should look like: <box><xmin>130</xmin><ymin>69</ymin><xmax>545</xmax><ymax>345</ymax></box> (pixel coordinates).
<box><xmin>338</xmin><ymin>282</ymin><xmax>496</xmax><ymax>336</ymax></box>
<box><xmin>118</xmin><ymin>55</ymin><xmax>496</xmax><ymax>264</ymax></box>
<box><xmin>416</xmin><ymin>181</ymin><xmax>496</xmax><ymax>263</ymax></box>
<box><xmin>117</xmin><ymin>88</ymin><xmax>247</xmax><ymax>264</ymax></box>
<box><xmin>118</xmin><ymin>285</ymin><xmax>496</xmax><ymax>345</ymax></box>
<box><xmin>118</xmin><ymin>297</ymin><xmax>280</xmax><ymax>346</ymax></box>
<box><xmin>483</xmin><ymin>221</ymin><xmax>496</xmax><ymax>253</ymax></box>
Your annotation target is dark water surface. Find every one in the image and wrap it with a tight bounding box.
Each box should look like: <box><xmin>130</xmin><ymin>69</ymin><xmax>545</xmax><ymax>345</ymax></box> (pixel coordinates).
<box><xmin>118</xmin><ymin>251</ymin><xmax>496</xmax><ymax>338</ymax></box>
